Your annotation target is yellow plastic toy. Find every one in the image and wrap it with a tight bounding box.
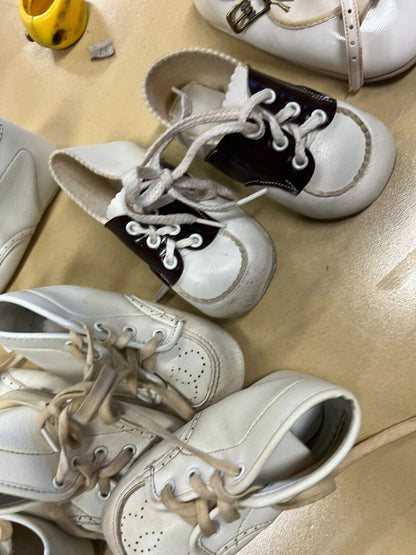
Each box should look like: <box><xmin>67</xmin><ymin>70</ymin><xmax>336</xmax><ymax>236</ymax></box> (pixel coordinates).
<box><xmin>19</xmin><ymin>0</ymin><xmax>88</xmax><ymax>49</ymax></box>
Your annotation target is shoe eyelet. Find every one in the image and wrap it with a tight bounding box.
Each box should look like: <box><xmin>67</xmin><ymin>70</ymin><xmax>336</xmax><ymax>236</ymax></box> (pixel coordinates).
<box><xmin>189</xmin><ymin>233</ymin><xmax>203</xmax><ymax>248</ymax></box>
<box><xmin>272</xmin><ymin>135</ymin><xmax>289</xmax><ymax>152</ymax></box>
<box><xmin>94</xmin><ymin>322</ymin><xmax>105</xmax><ymax>332</ymax></box>
<box><xmin>97</xmin><ymin>490</ymin><xmax>111</xmax><ymax>500</ymax></box>
<box><xmin>153</xmin><ymin>328</ymin><xmax>167</xmax><ymax>341</ymax></box>
<box><xmin>237</xmin><ymin>464</ymin><xmax>245</xmax><ymax>477</ymax></box>
<box><xmin>292</xmin><ymin>156</ymin><xmax>309</xmax><ymax>171</ymax></box>
<box><xmin>168</xmin><ymin>224</ymin><xmax>181</xmax><ymax>236</ymax></box>
<box><xmin>160</xmin><ymin>480</ymin><xmax>176</xmax><ymax>496</ymax></box>
<box><xmin>70</xmin><ymin>456</ymin><xmax>80</xmax><ymax>470</ymax></box>
<box><xmin>163</xmin><ymin>255</ymin><xmax>178</xmax><ymax>270</ymax></box>
<box><xmin>123</xmin><ymin>444</ymin><xmax>137</xmax><ymax>456</ymax></box>
<box><xmin>125</xmin><ymin>221</ymin><xmax>141</xmax><ymax>236</ymax></box>
<box><xmin>286</xmin><ymin>101</ymin><xmax>302</xmax><ymax>119</ymax></box>
<box><xmin>52</xmin><ymin>477</ymin><xmax>65</xmax><ymax>489</ymax></box>
<box><xmin>263</xmin><ymin>88</ymin><xmax>276</xmax><ymax>104</ymax></box>
<box><xmin>146</xmin><ymin>235</ymin><xmax>161</xmax><ymax>249</ymax></box>
<box><xmin>187</xmin><ymin>468</ymin><xmax>200</xmax><ymax>480</ymax></box>
<box><xmin>123</xmin><ymin>325</ymin><xmax>136</xmax><ymax>337</ymax></box>
<box><xmin>94</xmin><ymin>446</ymin><xmax>108</xmax><ymax>458</ymax></box>
<box><xmin>311</xmin><ymin>108</ymin><xmax>328</xmax><ymax>125</ymax></box>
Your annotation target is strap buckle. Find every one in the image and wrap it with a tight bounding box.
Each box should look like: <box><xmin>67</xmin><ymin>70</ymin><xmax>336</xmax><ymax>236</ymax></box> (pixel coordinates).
<box><xmin>227</xmin><ymin>0</ymin><xmax>293</xmax><ymax>33</ymax></box>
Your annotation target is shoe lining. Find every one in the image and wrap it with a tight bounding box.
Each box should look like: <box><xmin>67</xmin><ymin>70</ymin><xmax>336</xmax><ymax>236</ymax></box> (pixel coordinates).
<box><xmin>0</xmin><ymin>304</ymin><xmax>65</xmax><ymax>334</ymax></box>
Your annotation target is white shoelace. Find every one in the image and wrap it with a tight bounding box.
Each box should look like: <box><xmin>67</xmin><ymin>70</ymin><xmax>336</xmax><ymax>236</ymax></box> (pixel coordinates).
<box><xmin>117</xmin><ymin>87</ymin><xmax>325</xmax><ymax>270</ymax></box>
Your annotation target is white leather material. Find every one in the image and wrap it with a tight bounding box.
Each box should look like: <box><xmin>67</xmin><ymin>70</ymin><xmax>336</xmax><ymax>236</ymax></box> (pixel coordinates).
<box><xmin>340</xmin><ymin>0</ymin><xmax>364</xmax><ymax>91</ymax></box>
<box><xmin>103</xmin><ymin>370</ymin><xmax>361</xmax><ymax>554</ymax></box>
<box><xmin>0</xmin><ymin>369</ymin><xmax>182</xmax><ymax>535</ymax></box>
<box><xmin>194</xmin><ymin>0</ymin><xmax>416</xmax><ymax>82</ymax></box>
<box><xmin>147</xmin><ymin>49</ymin><xmax>396</xmax><ymax>219</ymax></box>
<box><xmin>49</xmin><ymin>142</ymin><xmax>276</xmax><ymax>317</ymax></box>
<box><xmin>174</xmin><ymin>204</ymin><xmax>276</xmax><ymax>318</ymax></box>
<box><xmin>0</xmin><ymin>285</ymin><xmax>245</xmax><ymax>407</ymax></box>
<box><xmin>0</xmin><ymin>120</ymin><xmax>58</xmax><ymax>292</ymax></box>
<box><xmin>0</xmin><ymin>513</ymin><xmax>95</xmax><ymax>555</ymax></box>
<box><xmin>265</xmin><ymin>100</ymin><xmax>396</xmax><ymax>219</ymax></box>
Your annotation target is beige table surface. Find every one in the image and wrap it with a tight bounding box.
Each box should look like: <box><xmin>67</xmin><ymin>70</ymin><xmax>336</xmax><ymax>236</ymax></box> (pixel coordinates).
<box><xmin>1</xmin><ymin>1</ymin><xmax>415</xmax><ymax>554</ymax></box>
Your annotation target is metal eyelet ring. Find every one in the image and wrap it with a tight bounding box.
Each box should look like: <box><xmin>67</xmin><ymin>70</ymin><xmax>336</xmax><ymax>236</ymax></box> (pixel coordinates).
<box><xmin>70</xmin><ymin>456</ymin><xmax>80</xmax><ymax>470</ymax></box>
<box><xmin>189</xmin><ymin>233</ymin><xmax>203</xmax><ymax>248</ymax></box>
<box><xmin>311</xmin><ymin>108</ymin><xmax>328</xmax><ymax>125</ymax></box>
<box><xmin>52</xmin><ymin>477</ymin><xmax>65</xmax><ymax>489</ymax></box>
<box><xmin>263</xmin><ymin>88</ymin><xmax>277</xmax><ymax>104</ymax></box>
<box><xmin>163</xmin><ymin>255</ymin><xmax>178</xmax><ymax>270</ymax></box>
<box><xmin>123</xmin><ymin>324</ymin><xmax>136</xmax><ymax>337</ymax></box>
<box><xmin>168</xmin><ymin>224</ymin><xmax>181</xmax><ymax>236</ymax></box>
<box><xmin>146</xmin><ymin>235</ymin><xmax>161</xmax><ymax>249</ymax></box>
<box><xmin>123</xmin><ymin>444</ymin><xmax>137</xmax><ymax>456</ymax></box>
<box><xmin>292</xmin><ymin>156</ymin><xmax>309</xmax><ymax>171</ymax></box>
<box><xmin>187</xmin><ymin>468</ymin><xmax>200</xmax><ymax>480</ymax></box>
<box><xmin>272</xmin><ymin>135</ymin><xmax>289</xmax><ymax>152</ymax></box>
<box><xmin>286</xmin><ymin>101</ymin><xmax>302</xmax><ymax>119</ymax></box>
<box><xmin>94</xmin><ymin>446</ymin><xmax>108</xmax><ymax>458</ymax></box>
<box><xmin>97</xmin><ymin>490</ymin><xmax>110</xmax><ymax>501</ymax></box>
<box><xmin>93</xmin><ymin>322</ymin><xmax>105</xmax><ymax>332</ymax></box>
<box><xmin>153</xmin><ymin>328</ymin><xmax>167</xmax><ymax>341</ymax></box>
<box><xmin>125</xmin><ymin>221</ymin><xmax>140</xmax><ymax>236</ymax></box>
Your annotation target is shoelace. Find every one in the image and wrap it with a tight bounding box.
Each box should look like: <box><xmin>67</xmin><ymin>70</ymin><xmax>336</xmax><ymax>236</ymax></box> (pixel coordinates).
<box><xmin>67</xmin><ymin>322</ymin><xmax>195</xmax><ymax>421</ymax></box>
<box><xmin>114</xmin><ymin>84</ymin><xmax>327</xmax><ymax>273</ymax></box>
<box><xmin>157</xmin><ymin>414</ymin><xmax>416</xmax><ymax>537</ymax></box>
<box><xmin>0</xmin><ymin>349</ymin><xmax>414</xmax><ymax>540</ymax></box>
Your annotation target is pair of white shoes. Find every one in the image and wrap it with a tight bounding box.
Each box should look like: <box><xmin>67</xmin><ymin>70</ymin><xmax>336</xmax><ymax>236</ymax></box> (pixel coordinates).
<box><xmin>0</xmin><ymin>284</ymin><xmax>361</xmax><ymax>554</ymax></box>
<box><xmin>1</xmin><ymin>47</ymin><xmax>396</xmax><ymax>319</ymax></box>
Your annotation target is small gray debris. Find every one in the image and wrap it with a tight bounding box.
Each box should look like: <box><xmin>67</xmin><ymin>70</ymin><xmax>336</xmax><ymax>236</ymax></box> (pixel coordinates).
<box><xmin>89</xmin><ymin>38</ymin><xmax>115</xmax><ymax>60</ymax></box>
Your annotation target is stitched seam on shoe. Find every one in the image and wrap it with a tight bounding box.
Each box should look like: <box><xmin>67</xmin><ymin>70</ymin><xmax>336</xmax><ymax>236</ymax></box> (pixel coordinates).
<box><xmin>150</xmin><ymin>378</ymin><xmax>308</xmax><ymax>477</ymax></box>
<box><xmin>268</xmin><ymin>8</ymin><xmax>339</xmax><ymax>28</ymax></box>
<box><xmin>0</xmin><ymin>227</ymin><xmax>35</xmax><ymax>265</ymax></box>
<box><xmin>217</xmin><ymin>520</ymin><xmax>274</xmax><ymax>553</ymax></box>
<box><xmin>173</xmin><ymin>230</ymin><xmax>247</xmax><ymax>304</ymax></box>
<box><xmin>304</xmin><ymin>106</ymin><xmax>371</xmax><ymax>197</ymax></box>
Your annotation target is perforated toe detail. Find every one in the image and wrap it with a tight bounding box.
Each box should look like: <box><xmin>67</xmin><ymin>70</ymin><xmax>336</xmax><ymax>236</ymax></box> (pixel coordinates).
<box><xmin>120</xmin><ymin>494</ymin><xmax>191</xmax><ymax>555</ymax></box>
<box><xmin>156</xmin><ymin>335</ymin><xmax>216</xmax><ymax>407</ymax></box>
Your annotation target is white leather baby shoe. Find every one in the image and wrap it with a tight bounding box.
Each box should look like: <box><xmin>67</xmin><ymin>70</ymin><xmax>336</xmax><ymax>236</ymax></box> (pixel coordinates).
<box><xmin>49</xmin><ymin>141</ymin><xmax>275</xmax><ymax>318</ymax></box>
<box><xmin>0</xmin><ymin>512</ymin><xmax>94</xmax><ymax>554</ymax></box>
<box><xmin>0</xmin><ymin>367</ymin><xmax>184</xmax><ymax>538</ymax></box>
<box><xmin>193</xmin><ymin>0</ymin><xmax>416</xmax><ymax>92</ymax></box>
<box><xmin>102</xmin><ymin>370</ymin><xmax>361</xmax><ymax>554</ymax></box>
<box><xmin>0</xmin><ymin>285</ymin><xmax>245</xmax><ymax>413</ymax></box>
<box><xmin>143</xmin><ymin>47</ymin><xmax>396</xmax><ymax>219</ymax></box>
<box><xmin>0</xmin><ymin>119</ymin><xmax>57</xmax><ymax>292</ymax></box>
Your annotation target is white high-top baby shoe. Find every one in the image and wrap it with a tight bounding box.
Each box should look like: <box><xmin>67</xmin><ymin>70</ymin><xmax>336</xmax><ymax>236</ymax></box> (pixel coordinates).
<box><xmin>0</xmin><ymin>366</ymin><xmax>185</xmax><ymax>538</ymax></box>
<box><xmin>49</xmin><ymin>141</ymin><xmax>276</xmax><ymax>318</ymax></box>
<box><xmin>193</xmin><ymin>0</ymin><xmax>416</xmax><ymax>92</ymax></box>
<box><xmin>102</xmin><ymin>370</ymin><xmax>361</xmax><ymax>555</ymax></box>
<box><xmin>0</xmin><ymin>285</ymin><xmax>245</xmax><ymax>415</ymax></box>
<box><xmin>0</xmin><ymin>512</ymin><xmax>94</xmax><ymax>554</ymax></box>
<box><xmin>0</xmin><ymin>119</ymin><xmax>57</xmax><ymax>291</ymax></box>
<box><xmin>143</xmin><ymin>47</ymin><xmax>396</xmax><ymax>220</ymax></box>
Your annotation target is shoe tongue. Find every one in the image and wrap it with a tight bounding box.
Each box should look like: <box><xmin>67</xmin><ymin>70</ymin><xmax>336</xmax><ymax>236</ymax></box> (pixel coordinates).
<box><xmin>222</xmin><ymin>64</ymin><xmax>251</xmax><ymax>109</ymax></box>
<box><xmin>106</xmin><ymin>190</ymin><xmax>126</xmax><ymax>219</ymax></box>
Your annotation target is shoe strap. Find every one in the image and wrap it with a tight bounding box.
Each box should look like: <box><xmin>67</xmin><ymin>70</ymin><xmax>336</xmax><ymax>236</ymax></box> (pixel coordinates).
<box><xmin>340</xmin><ymin>0</ymin><xmax>364</xmax><ymax>92</ymax></box>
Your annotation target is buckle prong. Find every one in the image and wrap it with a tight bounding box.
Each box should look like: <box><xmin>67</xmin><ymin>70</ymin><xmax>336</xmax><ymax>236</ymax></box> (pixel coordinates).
<box><xmin>227</xmin><ymin>0</ymin><xmax>294</xmax><ymax>33</ymax></box>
